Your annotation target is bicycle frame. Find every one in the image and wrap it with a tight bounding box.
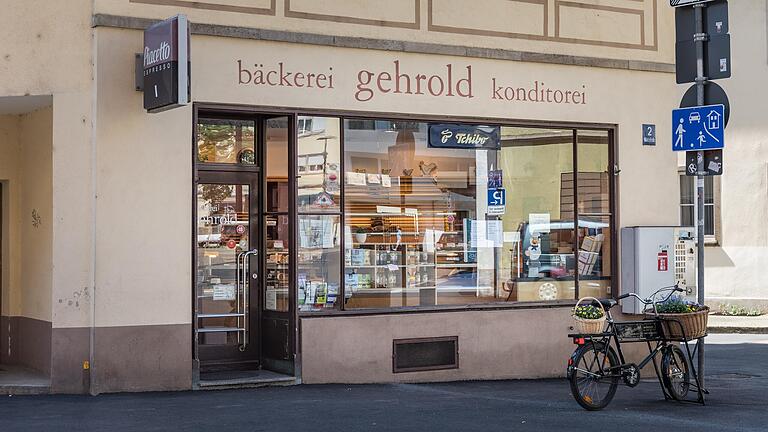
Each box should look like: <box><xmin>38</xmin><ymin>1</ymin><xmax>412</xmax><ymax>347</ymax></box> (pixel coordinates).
<box><xmin>570</xmin><ymin>310</ymin><xmax>668</xmax><ymax>380</ymax></box>
<box><xmin>567</xmin><ymin>286</ymin><xmax>708</xmax><ymax>404</ymax></box>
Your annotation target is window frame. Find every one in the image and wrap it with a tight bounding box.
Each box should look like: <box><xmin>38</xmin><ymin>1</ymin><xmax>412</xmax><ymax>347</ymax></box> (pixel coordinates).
<box><xmin>192</xmin><ymin>103</ymin><xmax>618</xmax><ymax>316</ymax></box>
<box><xmin>296</xmin><ymin>116</ymin><xmax>344</xmax><ymax>312</ymax></box>
<box><xmin>327</xmin><ymin>114</ymin><xmax>617</xmax><ymax>313</ymax></box>
<box><xmin>679</xmin><ymin>172</ymin><xmax>720</xmax><ymax>245</ymax></box>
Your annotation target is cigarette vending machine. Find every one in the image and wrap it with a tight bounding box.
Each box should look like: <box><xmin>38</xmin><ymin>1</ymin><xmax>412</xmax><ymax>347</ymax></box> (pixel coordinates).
<box><xmin>620</xmin><ymin>227</ymin><xmax>697</xmax><ymax>314</ymax></box>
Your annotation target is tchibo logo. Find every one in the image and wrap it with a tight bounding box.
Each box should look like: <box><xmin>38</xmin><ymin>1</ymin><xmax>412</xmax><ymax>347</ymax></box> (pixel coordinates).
<box><xmin>144</xmin><ymin>41</ymin><xmax>171</xmax><ymax>68</ymax></box>
<box><xmin>440</xmin><ymin>129</ymin><xmax>453</xmax><ymax>144</ymax></box>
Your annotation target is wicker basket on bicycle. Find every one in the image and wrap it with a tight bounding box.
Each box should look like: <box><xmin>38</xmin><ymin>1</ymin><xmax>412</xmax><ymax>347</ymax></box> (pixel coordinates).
<box><xmin>572</xmin><ymin>297</ymin><xmax>607</xmax><ymax>334</ymax></box>
<box><xmin>646</xmin><ymin>306</ymin><xmax>709</xmax><ymax>341</ymax></box>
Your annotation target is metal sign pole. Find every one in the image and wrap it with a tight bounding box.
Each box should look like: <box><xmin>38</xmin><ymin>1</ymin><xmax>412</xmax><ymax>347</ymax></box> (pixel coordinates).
<box><xmin>693</xmin><ymin>2</ymin><xmax>706</xmax><ymax>388</ymax></box>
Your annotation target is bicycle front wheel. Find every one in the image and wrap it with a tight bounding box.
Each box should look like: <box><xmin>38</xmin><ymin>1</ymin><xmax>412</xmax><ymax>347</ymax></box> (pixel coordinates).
<box><xmin>568</xmin><ymin>342</ymin><xmax>620</xmax><ymax>411</ymax></box>
<box><xmin>661</xmin><ymin>345</ymin><xmax>690</xmax><ymax>400</ymax></box>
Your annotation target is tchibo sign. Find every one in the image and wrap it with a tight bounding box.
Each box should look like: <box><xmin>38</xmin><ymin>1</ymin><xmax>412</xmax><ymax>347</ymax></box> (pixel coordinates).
<box><xmin>143</xmin><ymin>15</ymin><xmax>190</xmax><ymax>113</ymax></box>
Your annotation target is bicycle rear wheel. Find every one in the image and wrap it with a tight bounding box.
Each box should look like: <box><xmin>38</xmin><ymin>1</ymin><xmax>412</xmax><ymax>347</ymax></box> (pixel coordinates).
<box><xmin>661</xmin><ymin>345</ymin><xmax>690</xmax><ymax>400</ymax></box>
<box><xmin>568</xmin><ymin>342</ymin><xmax>620</xmax><ymax>410</ymax></box>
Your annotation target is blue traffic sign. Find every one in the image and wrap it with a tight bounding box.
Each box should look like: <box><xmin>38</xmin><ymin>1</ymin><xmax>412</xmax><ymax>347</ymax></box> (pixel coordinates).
<box><xmin>487</xmin><ymin>188</ymin><xmax>506</xmax><ymax>215</ymax></box>
<box><xmin>672</xmin><ymin>104</ymin><xmax>725</xmax><ymax>152</ymax></box>
<box><xmin>488</xmin><ymin>188</ymin><xmax>505</xmax><ymax>206</ymax></box>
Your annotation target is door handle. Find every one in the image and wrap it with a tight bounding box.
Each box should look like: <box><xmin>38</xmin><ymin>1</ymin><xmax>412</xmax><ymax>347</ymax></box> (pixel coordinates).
<box><xmin>239</xmin><ymin>249</ymin><xmax>259</xmax><ymax>351</ymax></box>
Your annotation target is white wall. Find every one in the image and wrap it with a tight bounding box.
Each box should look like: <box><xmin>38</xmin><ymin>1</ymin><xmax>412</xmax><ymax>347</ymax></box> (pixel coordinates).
<box><xmin>703</xmin><ymin>0</ymin><xmax>768</xmax><ymax>303</ymax></box>
<box><xmin>0</xmin><ymin>115</ymin><xmax>21</xmax><ymax>317</ymax></box>
<box><xmin>0</xmin><ymin>0</ymin><xmax>96</xmax><ymax>329</ymax></box>
<box><xmin>94</xmin><ymin>28</ymin><xmax>192</xmax><ymax>327</ymax></box>
<box><xmin>19</xmin><ymin>107</ymin><xmax>54</xmax><ymax>322</ymax></box>
<box><xmin>0</xmin><ymin>107</ymin><xmax>54</xmax><ymax>322</ymax></box>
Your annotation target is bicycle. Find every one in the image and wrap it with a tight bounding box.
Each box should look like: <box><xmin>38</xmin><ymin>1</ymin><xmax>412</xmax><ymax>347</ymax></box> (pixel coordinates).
<box><xmin>566</xmin><ymin>285</ymin><xmax>708</xmax><ymax>410</ymax></box>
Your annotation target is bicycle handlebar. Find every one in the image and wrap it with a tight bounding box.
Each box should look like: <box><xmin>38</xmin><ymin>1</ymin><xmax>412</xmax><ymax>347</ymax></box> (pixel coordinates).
<box><xmin>617</xmin><ymin>284</ymin><xmax>684</xmax><ymax>307</ymax></box>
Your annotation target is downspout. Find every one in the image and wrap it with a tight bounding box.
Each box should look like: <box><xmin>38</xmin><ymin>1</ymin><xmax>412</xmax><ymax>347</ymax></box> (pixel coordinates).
<box><xmin>88</xmin><ymin>4</ymin><xmax>99</xmax><ymax>396</ymax></box>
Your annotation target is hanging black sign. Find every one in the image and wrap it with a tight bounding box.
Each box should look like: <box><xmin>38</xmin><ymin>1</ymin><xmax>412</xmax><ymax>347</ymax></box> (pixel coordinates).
<box><xmin>685</xmin><ymin>149</ymin><xmax>723</xmax><ymax>176</ymax></box>
<box><xmin>675</xmin><ymin>0</ymin><xmax>730</xmax><ymax>84</ymax></box>
<box><xmin>143</xmin><ymin>15</ymin><xmax>190</xmax><ymax>113</ymax></box>
<box><xmin>428</xmin><ymin>124</ymin><xmax>501</xmax><ymax>150</ymax></box>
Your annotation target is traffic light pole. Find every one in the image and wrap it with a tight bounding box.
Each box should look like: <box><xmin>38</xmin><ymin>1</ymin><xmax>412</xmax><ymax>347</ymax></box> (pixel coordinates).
<box><xmin>693</xmin><ymin>2</ymin><xmax>706</xmax><ymax>388</ymax></box>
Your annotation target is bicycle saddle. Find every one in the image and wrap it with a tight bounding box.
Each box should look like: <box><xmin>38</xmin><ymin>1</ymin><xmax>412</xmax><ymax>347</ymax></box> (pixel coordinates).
<box><xmin>591</xmin><ymin>298</ymin><xmax>618</xmax><ymax>310</ymax></box>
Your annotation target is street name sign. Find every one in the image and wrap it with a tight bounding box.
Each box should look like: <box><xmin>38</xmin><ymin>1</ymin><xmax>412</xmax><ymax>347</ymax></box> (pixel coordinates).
<box><xmin>672</xmin><ymin>104</ymin><xmax>725</xmax><ymax>151</ymax></box>
<box><xmin>670</xmin><ymin>0</ymin><xmax>716</xmax><ymax>7</ymax></box>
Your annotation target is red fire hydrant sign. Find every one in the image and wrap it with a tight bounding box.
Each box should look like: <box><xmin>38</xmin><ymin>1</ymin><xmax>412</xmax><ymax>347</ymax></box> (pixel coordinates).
<box><xmin>657</xmin><ymin>251</ymin><xmax>669</xmax><ymax>272</ymax></box>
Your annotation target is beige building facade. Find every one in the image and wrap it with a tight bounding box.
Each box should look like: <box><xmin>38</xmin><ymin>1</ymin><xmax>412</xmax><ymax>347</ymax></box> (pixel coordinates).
<box><xmin>3</xmin><ymin>0</ymin><xmax>757</xmax><ymax>394</ymax></box>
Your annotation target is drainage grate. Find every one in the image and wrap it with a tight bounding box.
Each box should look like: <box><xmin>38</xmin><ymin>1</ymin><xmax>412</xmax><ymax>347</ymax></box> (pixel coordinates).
<box><xmin>393</xmin><ymin>336</ymin><xmax>458</xmax><ymax>373</ymax></box>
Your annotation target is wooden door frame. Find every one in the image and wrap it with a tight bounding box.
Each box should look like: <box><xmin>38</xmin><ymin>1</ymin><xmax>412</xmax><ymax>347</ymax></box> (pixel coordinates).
<box><xmin>192</xmin><ymin>108</ymin><xmax>298</xmax><ymax>374</ymax></box>
<box><xmin>259</xmin><ymin>114</ymin><xmax>296</xmax><ymax>375</ymax></box>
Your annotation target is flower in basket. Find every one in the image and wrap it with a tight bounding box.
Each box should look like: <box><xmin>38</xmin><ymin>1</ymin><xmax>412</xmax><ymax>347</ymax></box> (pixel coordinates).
<box><xmin>652</xmin><ymin>295</ymin><xmax>709</xmax><ymax>340</ymax></box>
<box><xmin>655</xmin><ymin>295</ymin><xmax>705</xmax><ymax>314</ymax></box>
<box><xmin>573</xmin><ymin>304</ymin><xmax>605</xmax><ymax>320</ymax></box>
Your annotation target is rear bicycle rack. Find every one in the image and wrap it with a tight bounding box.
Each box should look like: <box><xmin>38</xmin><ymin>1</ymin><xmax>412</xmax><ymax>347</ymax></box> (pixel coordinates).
<box><xmin>655</xmin><ymin>317</ymin><xmax>708</xmax><ymax>405</ymax></box>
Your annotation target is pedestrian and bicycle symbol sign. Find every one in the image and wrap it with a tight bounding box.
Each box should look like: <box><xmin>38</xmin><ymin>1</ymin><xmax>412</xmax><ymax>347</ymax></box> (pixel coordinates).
<box><xmin>672</xmin><ymin>104</ymin><xmax>725</xmax><ymax>151</ymax></box>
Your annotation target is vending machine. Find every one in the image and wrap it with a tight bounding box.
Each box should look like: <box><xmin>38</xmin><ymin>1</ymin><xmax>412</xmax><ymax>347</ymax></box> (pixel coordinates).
<box><xmin>620</xmin><ymin>226</ymin><xmax>697</xmax><ymax>314</ymax></box>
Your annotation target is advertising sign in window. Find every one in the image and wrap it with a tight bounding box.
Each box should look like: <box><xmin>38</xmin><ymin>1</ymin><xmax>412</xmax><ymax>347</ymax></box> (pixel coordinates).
<box><xmin>428</xmin><ymin>124</ymin><xmax>501</xmax><ymax>150</ymax></box>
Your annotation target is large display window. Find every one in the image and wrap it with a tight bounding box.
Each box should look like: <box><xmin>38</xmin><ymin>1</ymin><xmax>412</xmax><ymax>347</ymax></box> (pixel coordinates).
<box><xmin>295</xmin><ymin>117</ymin><xmax>615</xmax><ymax>312</ymax></box>
<box><xmin>196</xmin><ymin>110</ymin><xmax>616</xmax><ymax>313</ymax></box>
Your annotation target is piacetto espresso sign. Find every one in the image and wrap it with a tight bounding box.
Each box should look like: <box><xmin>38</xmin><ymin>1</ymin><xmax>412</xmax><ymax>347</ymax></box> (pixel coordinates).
<box><xmin>143</xmin><ymin>15</ymin><xmax>190</xmax><ymax>112</ymax></box>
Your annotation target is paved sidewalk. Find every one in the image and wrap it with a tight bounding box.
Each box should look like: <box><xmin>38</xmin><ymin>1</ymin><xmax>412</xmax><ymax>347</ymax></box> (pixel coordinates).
<box><xmin>708</xmin><ymin>314</ymin><xmax>768</xmax><ymax>333</ymax></box>
<box><xmin>1</xmin><ymin>335</ymin><xmax>767</xmax><ymax>432</ymax></box>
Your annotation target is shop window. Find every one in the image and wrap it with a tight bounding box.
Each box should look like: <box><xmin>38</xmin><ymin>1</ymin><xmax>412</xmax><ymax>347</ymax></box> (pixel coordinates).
<box><xmin>679</xmin><ymin>175</ymin><xmax>717</xmax><ymax>242</ymax></box>
<box><xmin>297</xmin><ymin>116</ymin><xmax>341</xmax><ymax>213</ymax></box>
<box><xmin>497</xmin><ymin>128</ymin><xmax>577</xmax><ymax>302</ymax></box>
<box><xmin>298</xmin><ymin>215</ymin><xmax>341</xmax><ymax>311</ymax></box>
<box><xmin>287</xmin><ymin>115</ymin><xmax>616</xmax><ymax>312</ymax></box>
<box><xmin>265</xmin><ymin>117</ymin><xmax>290</xmax><ymax>312</ymax></box>
<box><xmin>197</xmin><ymin>118</ymin><xmax>255</xmax><ymax>164</ymax></box>
<box><xmin>337</xmin><ymin>122</ymin><xmax>615</xmax><ymax>310</ymax></box>
<box><xmin>297</xmin><ymin>117</ymin><xmax>342</xmax><ymax>312</ymax></box>
<box><xmin>575</xmin><ymin>130</ymin><xmax>612</xmax><ymax>299</ymax></box>
<box><xmin>266</xmin><ymin>117</ymin><xmax>289</xmax><ymax>213</ymax></box>
<box><xmin>343</xmin><ymin>120</ymin><xmax>502</xmax><ymax>309</ymax></box>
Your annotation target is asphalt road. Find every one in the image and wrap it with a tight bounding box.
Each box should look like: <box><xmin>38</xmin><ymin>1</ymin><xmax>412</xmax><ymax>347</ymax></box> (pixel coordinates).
<box><xmin>2</xmin><ymin>334</ymin><xmax>767</xmax><ymax>432</ymax></box>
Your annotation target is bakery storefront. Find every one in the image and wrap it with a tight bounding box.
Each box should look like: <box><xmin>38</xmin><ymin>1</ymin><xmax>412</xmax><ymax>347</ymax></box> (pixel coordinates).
<box><xmin>81</xmin><ymin>2</ymin><xmax>681</xmax><ymax>388</ymax></box>
<box><xmin>0</xmin><ymin>1</ymin><xmax>684</xmax><ymax>394</ymax></box>
<box><xmin>187</xmin><ymin>38</ymin><xmax>636</xmax><ymax>383</ymax></box>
